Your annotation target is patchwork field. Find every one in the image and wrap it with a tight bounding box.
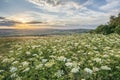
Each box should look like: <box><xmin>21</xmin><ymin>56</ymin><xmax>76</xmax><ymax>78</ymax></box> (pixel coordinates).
<box><xmin>0</xmin><ymin>34</ymin><xmax>120</xmax><ymax>80</ymax></box>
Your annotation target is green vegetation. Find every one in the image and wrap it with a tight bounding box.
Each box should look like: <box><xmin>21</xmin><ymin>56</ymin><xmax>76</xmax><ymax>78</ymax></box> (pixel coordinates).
<box><xmin>0</xmin><ymin>34</ymin><xmax>120</xmax><ymax>80</ymax></box>
<box><xmin>91</xmin><ymin>13</ymin><xmax>120</xmax><ymax>34</ymax></box>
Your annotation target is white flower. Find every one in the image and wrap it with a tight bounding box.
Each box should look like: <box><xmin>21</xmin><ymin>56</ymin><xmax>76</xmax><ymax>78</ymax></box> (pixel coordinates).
<box><xmin>81</xmin><ymin>79</ymin><xmax>85</xmax><ymax>80</ymax></box>
<box><xmin>42</xmin><ymin>59</ymin><xmax>48</xmax><ymax>63</ymax></box>
<box><xmin>12</xmin><ymin>61</ymin><xmax>19</xmax><ymax>65</ymax></box>
<box><xmin>84</xmin><ymin>68</ymin><xmax>93</xmax><ymax>74</ymax></box>
<box><xmin>66</xmin><ymin>59</ymin><xmax>72</xmax><ymax>62</ymax></box>
<box><xmin>33</xmin><ymin>54</ymin><xmax>37</xmax><ymax>56</ymax></box>
<box><xmin>10</xmin><ymin>67</ymin><xmax>17</xmax><ymax>73</ymax></box>
<box><xmin>0</xmin><ymin>70</ymin><xmax>4</xmax><ymax>73</ymax></box>
<box><xmin>101</xmin><ymin>66</ymin><xmax>111</xmax><ymax>70</ymax></box>
<box><xmin>93</xmin><ymin>58</ymin><xmax>102</xmax><ymax>63</ymax></box>
<box><xmin>2</xmin><ymin>58</ymin><xmax>10</xmax><ymax>63</ymax></box>
<box><xmin>22</xmin><ymin>67</ymin><xmax>30</xmax><ymax>72</ymax></box>
<box><xmin>45</xmin><ymin>61</ymin><xmax>55</xmax><ymax>68</ymax></box>
<box><xmin>26</xmin><ymin>51</ymin><xmax>31</xmax><ymax>55</ymax></box>
<box><xmin>65</xmin><ymin>62</ymin><xmax>73</xmax><ymax>67</ymax></box>
<box><xmin>16</xmin><ymin>76</ymin><xmax>22</xmax><ymax>80</ymax></box>
<box><xmin>21</xmin><ymin>61</ymin><xmax>29</xmax><ymax>67</ymax></box>
<box><xmin>55</xmin><ymin>70</ymin><xmax>64</xmax><ymax>77</ymax></box>
<box><xmin>57</xmin><ymin>56</ymin><xmax>66</xmax><ymax>62</ymax></box>
<box><xmin>11</xmin><ymin>73</ymin><xmax>17</xmax><ymax>78</ymax></box>
<box><xmin>103</xmin><ymin>55</ymin><xmax>109</xmax><ymax>58</ymax></box>
<box><xmin>36</xmin><ymin>64</ymin><xmax>43</xmax><ymax>69</ymax></box>
<box><xmin>71</xmin><ymin>67</ymin><xmax>80</xmax><ymax>73</ymax></box>
<box><xmin>93</xmin><ymin>67</ymin><xmax>100</xmax><ymax>72</ymax></box>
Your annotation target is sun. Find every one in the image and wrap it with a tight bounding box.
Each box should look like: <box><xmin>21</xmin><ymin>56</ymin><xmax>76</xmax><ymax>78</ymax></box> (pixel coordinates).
<box><xmin>17</xmin><ymin>18</ymin><xmax>28</xmax><ymax>23</ymax></box>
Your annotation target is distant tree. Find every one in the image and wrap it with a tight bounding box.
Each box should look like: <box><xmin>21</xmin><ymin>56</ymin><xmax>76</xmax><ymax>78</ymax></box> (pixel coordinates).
<box><xmin>114</xmin><ymin>25</ymin><xmax>120</xmax><ymax>34</ymax></box>
<box><xmin>92</xmin><ymin>13</ymin><xmax>120</xmax><ymax>35</ymax></box>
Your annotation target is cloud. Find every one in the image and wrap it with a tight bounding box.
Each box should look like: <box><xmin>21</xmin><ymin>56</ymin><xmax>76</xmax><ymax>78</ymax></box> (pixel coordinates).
<box><xmin>26</xmin><ymin>0</ymin><xmax>111</xmax><ymax>27</ymax></box>
<box><xmin>26</xmin><ymin>21</ymin><xmax>42</xmax><ymax>24</ymax></box>
<box><xmin>0</xmin><ymin>17</ymin><xmax>5</xmax><ymax>19</ymax></box>
<box><xmin>0</xmin><ymin>16</ymin><xmax>19</xmax><ymax>26</ymax></box>
<box><xmin>1</xmin><ymin>0</ymin><xmax>119</xmax><ymax>29</ymax></box>
<box><xmin>27</xmin><ymin>0</ymin><xmax>88</xmax><ymax>13</ymax></box>
<box><xmin>100</xmin><ymin>0</ymin><xmax>120</xmax><ymax>11</ymax></box>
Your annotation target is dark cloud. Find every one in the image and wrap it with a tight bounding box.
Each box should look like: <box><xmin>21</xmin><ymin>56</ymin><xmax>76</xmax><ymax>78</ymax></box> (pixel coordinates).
<box><xmin>26</xmin><ymin>21</ymin><xmax>43</xmax><ymax>24</ymax></box>
<box><xmin>0</xmin><ymin>17</ymin><xmax>5</xmax><ymax>19</ymax></box>
<box><xmin>0</xmin><ymin>16</ymin><xmax>20</xmax><ymax>26</ymax></box>
<box><xmin>0</xmin><ymin>16</ymin><xmax>44</xmax><ymax>26</ymax></box>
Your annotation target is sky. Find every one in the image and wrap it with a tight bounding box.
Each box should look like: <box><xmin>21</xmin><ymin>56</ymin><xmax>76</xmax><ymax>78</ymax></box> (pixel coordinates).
<box><xmin>0</xmin><ymin>0</ymin><xmax>120</xmax><ymax>29</ymax></box>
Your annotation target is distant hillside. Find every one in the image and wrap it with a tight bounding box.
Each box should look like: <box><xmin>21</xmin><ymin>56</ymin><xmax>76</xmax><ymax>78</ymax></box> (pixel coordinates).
<box><xmin>91</xmin><ymin>13</ymin><xmax>120</xmax><ymax>34</ymax></box>
<box><xmin>0</xmin><ymin>29</ymin><xmax>91</xmax><ymax>37</ymax></box>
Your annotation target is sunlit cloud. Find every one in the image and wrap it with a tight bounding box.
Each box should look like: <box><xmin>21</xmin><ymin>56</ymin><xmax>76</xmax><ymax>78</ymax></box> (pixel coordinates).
<box><xmin>0</xmin><ymin>0</ymin><xmax>120</xmax><ymax>29</ymax></box>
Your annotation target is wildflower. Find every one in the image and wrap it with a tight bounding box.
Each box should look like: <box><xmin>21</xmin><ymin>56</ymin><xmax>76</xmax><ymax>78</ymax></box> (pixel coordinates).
<box><xmin>93</xmin><ymin>58</ymin><xmax>101</xmax><ymax>63</ymax></box>
<box><xmin>66</xmin><ymin>59</ymin><xmax>72</xmax><ymax>62</ymax></box>
<box><xmin>57</xmin><ymin>56</ymin><xmax>66</xmax><ymax>62</ymax></box>
<box><xmin>16</xmin><ymin>76</ymin><xmax>22</xmax><ymax>80</ymax></box>
<box><xmin>84</xmin><ymin>68</ymin><xmax>93</xmax><ymax>74</ymax></box>
<box><xmin>71</xmin><ymin>67</ymin><xmax>80</xmax><ymax>73</ymax></box>
<box><xmin>101</xmin><ymin>66</ymin><xmax>111</xmax><ymax>70</ymax></box>
<box><xmin>32</xmin><ymin>54</ymin><xmax>38</xmax><ymax>57</ymax></box>
<box><xmin>103</xmin><ymin>55</ymin><xmax>109</xmax><ymax>58</ymax></box>
<box><xmin>10</xmin><ymin>67</ymin><xmax>17</xmax><ymax>73</ymax></box>
<box><xmin>2</xmin><ymin>58</ymin><xmax>10</xmax><ymax>63</ymax></box>
<box><xmin>26</xmin><ymin>51</ymin><xmax>31</xmax><ymax>55</ymax></box>
<box><xmin>21</xmin><ymin>61</ymin><xmax>29</xmax><ymax>67</ymax></box>
<box><xmin>42</xmin><ymin>59</ymin><xmax>48</xmax><ymax>63</ymax></box>
<box><xmin>93</xmin><ymin>67</ymin><xmax>99</xmax><ymax>72</ymax></box>
<box><xmin>11</xmin><ymin>73</ymin><xmax>17</xmax><ymax>78</ymax></box>
<box><xmin>45</xmin><ymin>61</ymin><xmax>55</xmax><ymax>68</ymax></box>
<box><xmin>22</xmin><ymin>67</ymin><xmax>30</xmax><ymax>72</ymax></box>
<box><xmin>81</xmin><ymin>79</ymin><xmax>85</xmax><ymax>80</ymax></box>
<box><xmin>0</xmin><ymin>70</ymin><xmax>4</xmax><ymax>73</ymax></box>
<box><xmin>55</xmin><ymin>70</ymin><xmax>64</xmax><ymax>77</ymax></box>
<box><xmin>36</xmin><ymin>64</ymin><xmax>43</xmax><ymax>69</ymax></box>
<box><xmin>65</xmin><ymin>62</ymin><xmax>73</xmax><ymax>67</ymax></box>
<box><xmin>12</xmin><ymin>61</ymin><xmax>19</xmax><ymax>65</ymax></box>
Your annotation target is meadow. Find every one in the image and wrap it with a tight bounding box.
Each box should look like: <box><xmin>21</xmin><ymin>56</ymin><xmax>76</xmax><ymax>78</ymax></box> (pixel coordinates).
<box><xmin>0</xmin><ymin>33</ymin><xmax>120</xmax><ymax>80</ymax></box>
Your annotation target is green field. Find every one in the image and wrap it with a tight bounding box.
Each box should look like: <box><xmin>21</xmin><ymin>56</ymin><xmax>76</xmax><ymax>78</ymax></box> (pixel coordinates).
<box><xmin>0</xmin><ymin>34</ymin><xmax>120</xmax><ymax>80</ymax></box>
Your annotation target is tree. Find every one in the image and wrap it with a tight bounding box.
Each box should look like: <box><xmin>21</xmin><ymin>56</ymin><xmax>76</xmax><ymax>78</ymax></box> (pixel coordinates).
<box><xmin>92</xmin><ymin>13</ymin><xmax>120</xmax><ymax>35</ymax></box>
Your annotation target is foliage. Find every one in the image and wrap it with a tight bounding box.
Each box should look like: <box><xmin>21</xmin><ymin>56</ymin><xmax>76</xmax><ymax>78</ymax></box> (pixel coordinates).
<box><xmin>0</xmin><ymin>34</ymin><xmax>120</xmax><ymax>80</ymax></box>
<box><xmin>92</xmin><ymin>13</ymin><xmax>120</xmax><ymax>34</ymax></box>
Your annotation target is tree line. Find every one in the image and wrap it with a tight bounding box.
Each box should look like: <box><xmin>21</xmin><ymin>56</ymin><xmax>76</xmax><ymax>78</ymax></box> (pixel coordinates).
<box><xmin>90</xmin><ymin>13</ymin><xmax>120</xmax><ymax>34</ymax></box>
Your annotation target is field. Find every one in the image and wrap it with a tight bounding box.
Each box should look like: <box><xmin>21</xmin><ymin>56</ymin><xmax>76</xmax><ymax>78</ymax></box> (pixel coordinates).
<box><xmin>0</xmin><ymin>34</ymin><xmax>120</xmax><ymax>80</ymax></box>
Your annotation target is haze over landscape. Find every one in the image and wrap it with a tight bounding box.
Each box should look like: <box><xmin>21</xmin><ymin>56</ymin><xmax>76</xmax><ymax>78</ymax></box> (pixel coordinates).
<box><xmin>0</xmin><ymin>0</ymin><xmax>120</xmax><ymax>29</ymax></box>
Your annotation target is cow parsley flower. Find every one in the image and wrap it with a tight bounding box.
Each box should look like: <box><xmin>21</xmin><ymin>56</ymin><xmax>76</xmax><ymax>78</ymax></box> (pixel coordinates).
<box><xmin>84</xmin><ymin>68</ymin><xmax>93</xmax><ymax>74</ymax></box>
<box><xmin>101</xmin><ymin>66</ymin><xmax>111</xmax><ymax>70</ymax></box>
<box><xmin>45</xmin><ymin>61</ymin><xmax>55</xmax><ymax>68</ymax></box>
<box><xmin>10</xmin><ymin>67</ymin><xmax>17</xmax><ymax>73</ymax></box>
<box><xmin>36</xmin><ymin>64</ymin><xmax>43</xmax><ymax>69</ymax></box>
<box><xmin>55</xmin><ymin>70</ymin><xmax>64</xmax><ymax>78</ymax></box>
<box><xmin>22</xmin><ymin>67</ymin><xmax>30</xmax><ymax>72</ymax></box>
<box><xmin>0</xmin><ymin>70</ymin><xmax>4</xmax><ymax>73</ymax></box>
<box><xmin>93</xmin><ymin>67</ymin><xmax>100</xmax><ymax>72</ymax></box>
<box><xmin>42</xmin><ymin>59</ymin><xmax>48</xmax><ymax>63</ymax></box>
<box><xmin>93</xmin><ymin>58</ymin><xmax>102</xmax><ymax>63</ymax></box>
<box><xmin>11</xmin><ymin>73</ymin><xmax>17</xmax><ymax>78</ymax></box>
<box><xmin>21</xmin><ymin>61</ymin><xmax>29</xmax><ymax>67</ymax></box>
<box><xmin>71</xmin><ymin>67</ymin><xmax>80</xmax><ymax>73</ymax></box>
<box><xmin>26</xmin><ymin>51</ymin><xmax>31</xmax><ymax>55</ymax></box>
<box><xmin>65</xmin><ymin>62</ymin><xmax>73</xmax><ymax>67</ymax></box>
<box><xmin>57</xmin><ymin>56</ymin><xmax>66</xmax><ymax>62</ymax></box>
